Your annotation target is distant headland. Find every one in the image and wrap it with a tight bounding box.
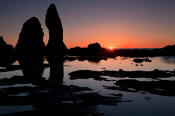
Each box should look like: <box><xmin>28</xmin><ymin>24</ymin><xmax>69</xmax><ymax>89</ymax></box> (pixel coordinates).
<box><xmin>67</xmin><ymin>42</ymin><xmax>175</xmax><ymax>57</ymax></box>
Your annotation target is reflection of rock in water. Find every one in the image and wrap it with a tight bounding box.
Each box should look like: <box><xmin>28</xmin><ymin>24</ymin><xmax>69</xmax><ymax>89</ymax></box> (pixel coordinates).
<box><xmin>45</xmin><ymin>4</ymin><xmax>67</xmax><ymax>82</ymax></box>
<box><xmin>160</xmin><ymin>56</ymin><xmax>175</xmax><ymax>65</ymax></box>
<box><xmin>133</xmin><ymin>58</ymin><xmax>152</xmax><ymax>63</ymax></box>
<box><xmin>77</xmin><ymin>56</ymin><xmax>102</xmax><ymax>64</ymax></box>
<box><xmin>0</xmin><ymin>36</ymin><xmax>16</xmax><ymax>66</ymax></box>
<box><xmin>15</xmin><ymin>17</ymin><xmax>45</xmax><ymax>80</ymax></box>
<box><xmin>47</xmin><ymin>57</ymin><xmax>64</xmax><ymax>82</ymax></box>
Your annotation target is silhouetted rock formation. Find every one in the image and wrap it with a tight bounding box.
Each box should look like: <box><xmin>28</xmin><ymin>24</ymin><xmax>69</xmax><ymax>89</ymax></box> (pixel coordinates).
<box><xmin>0</xmin><ymin>36</ymin><xmax>7</xmax><ymax>48</ymax></box>
<box><xmin>69</xmin><ymin>69</ymin><xmax>175</xmax><ymax>81</ymax></box>
<box><xmin>45</xmin><ymin>4</ymin><xmax>67</xmax><ymax>82</ymax></box>
<box><xmin>68</xmin><ymin>43</ymin><xmax>175</xmax><ymax>57</ymax></box>
<box><xmin>15</xmin><ymin>17</ymin><xmax>45</xmax><ymax>81</ymax></box>
<box><xmin>68</xmin><ymin>47</ymin><xmax>87</xmax><ymax>56</ymax></box>
<box><xmin>0</xmin><ymin>36</ymin><xmax>16</xmax><ymax>66</ymax></box>
<box><xmin>162</xmin><ymin>44</ymin><xmax>175</xmax><ymax>56</ymax></box>
<box><xmin>163</xmin><ymin>44</ymin><xmax>175</xmax><ymax>50</ymax></box>
<box><xmin>68</xmin><ymin>42</ymin><xmax>109</xmax><ymax>56</ymax></box>
<box><xmin>87</xmin><ymin>42</ymin><xmax>101</xmax><ymax>50</ymax></box>
<box><xmin>45</xmin><ymin>3</ymin><xmax>67</xmax><ymax>56</ymax></box>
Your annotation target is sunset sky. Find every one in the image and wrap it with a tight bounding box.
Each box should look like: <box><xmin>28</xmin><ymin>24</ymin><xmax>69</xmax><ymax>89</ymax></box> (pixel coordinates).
<box><xmin>0</xmin><ymin>0</ymin><xmax>175</xmax><ymax>49</ymax></box>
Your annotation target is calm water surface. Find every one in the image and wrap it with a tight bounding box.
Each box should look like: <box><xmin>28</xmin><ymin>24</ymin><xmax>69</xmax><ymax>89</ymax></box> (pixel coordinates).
<box><xmin>55</xmin><ymin>56</ymin><xmax>175</xmax><ymax>116</ymax></box>
<box><xmin>0</xmin><ymin>56</ymin><xmax>175</xmax><ymax>116</ymax></box>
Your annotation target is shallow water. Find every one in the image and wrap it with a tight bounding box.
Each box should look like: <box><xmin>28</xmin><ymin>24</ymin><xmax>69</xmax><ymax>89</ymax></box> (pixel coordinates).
<box><xmin>0</xmin><ymin>105</ymin><xmax>34</xmax><ymax>115</ymax></box>
<box><xmin>63</xmin><ymin>56</ymin><xmax>175</xmax><ymax>116</ymax></box>
<box><xmin>64</xmin><ymin>56</ymin><xmax>175</xmax><ymax>71</ymax></box>
<box><xmin>0</xmin><ymin>56</ymin><xmax>175</xmax><ymax>116</ymax></box>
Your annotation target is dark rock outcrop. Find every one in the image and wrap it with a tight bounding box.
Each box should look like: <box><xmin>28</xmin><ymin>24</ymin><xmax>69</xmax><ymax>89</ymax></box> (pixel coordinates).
<box><xmin>0</xmin><ymin>76</ymin><xmax>122</xmax><ymax>116</ymax></box>
<box><xmin>68</xmin><ymin>43</ymin><xmax>108</xmax><ymax>56</ymax></box>
<box><xmin>0</xmin><ymin>36</ymin><xmax>16</xmax><ymax>66</ymax></box>
<box><xmin>69</xmin><ymin>69</ymin><xmax>175</xmax><ymax>80</ymax></box>
<box><xmin>15</xmin><ymin>17</ymin><xmax>45</xmax><ymax>80</ymax></box>
<box><xmin>45</xmin><ymin>4</ymin><xmax>67</xmax><ymax>82</ymax></box>
<box><xmin>16</xmin><ymin>17</ymin><xmax>45</xmax><ymax>54</ymax></box>
<box><xmin>87</xmin><ymin>42</ymin><xmax>101</xmax><ymax>50</ymax></box>
<box><xmin>68</xmin><ymin>43</ymin><xmax>175</xmax><ymax>57</ymax></box>
<box><xmin>45</xmin><ymin>3</ymin><xmax>67</xmax><ymax>56</ymax></box>
<box><xmin>86</xmin><ymin>42</ymin><xmax>105</xmax><ymax>56</ymax></box>
<box><xmin>162</xmin><ymin>44</ymin><xmax>175</xmax><ymax>56</ymax></box>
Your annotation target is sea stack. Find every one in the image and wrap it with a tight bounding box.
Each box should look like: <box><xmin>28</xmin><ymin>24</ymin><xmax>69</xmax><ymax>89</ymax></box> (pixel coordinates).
<box><xmin>15</xmin><ymin>17</ymin><xmax>45</xmax><ymax>80</ymax></box>
<box><xmin>45</xmin><ymin>3</ymin><xmax>67</xmax><ymax>57</ymax></box>
<box><xmin>45</xmin><ymin>4</ymin><xmax>67</xmax><ymax>82</ymax></box>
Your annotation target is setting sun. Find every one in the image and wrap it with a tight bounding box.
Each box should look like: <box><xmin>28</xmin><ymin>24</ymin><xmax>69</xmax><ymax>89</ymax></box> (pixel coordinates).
<box><xmin>109</xmin><ymin>46</ymin><xmax>114</xmax><ymax>50</ymax></box>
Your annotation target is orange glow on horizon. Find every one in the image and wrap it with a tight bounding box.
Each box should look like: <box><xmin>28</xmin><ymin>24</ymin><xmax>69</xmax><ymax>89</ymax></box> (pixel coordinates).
<box><xmin>109</xmin><ymin>46</ymin><xmax>114</xmax><ymax>50</ymax></box>
<box><xmin>7</xmin><ymin>36</ymin><xmax>175</xmax><ymax>49</ymax></box>
<box><xmin>4</xmin><ymin>32</ymin><xmax>175</xmax><ymax>49</ymax></box>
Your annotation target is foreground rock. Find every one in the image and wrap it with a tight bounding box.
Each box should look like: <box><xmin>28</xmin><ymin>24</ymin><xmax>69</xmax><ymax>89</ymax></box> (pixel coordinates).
<box><xmin>0</xmin><ymin>76</ymin><xmax>123</xmax><ymax>116</ymax></box>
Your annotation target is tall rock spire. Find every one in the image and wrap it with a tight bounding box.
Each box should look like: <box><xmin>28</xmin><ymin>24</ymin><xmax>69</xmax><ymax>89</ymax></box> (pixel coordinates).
<box><xmin>45</xmin><ymin>3</ymin><xmax>67</xmax><ymax>56</ymax></box>
<box><xmin>45</xmin><ymin>4</ymin><xmax>67</xmax><ymax>82</ymax></box>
